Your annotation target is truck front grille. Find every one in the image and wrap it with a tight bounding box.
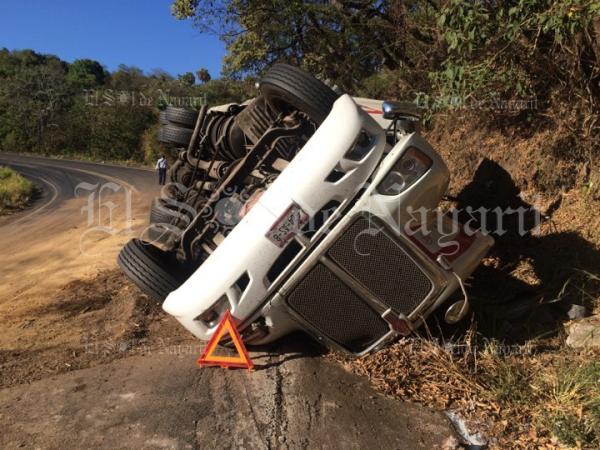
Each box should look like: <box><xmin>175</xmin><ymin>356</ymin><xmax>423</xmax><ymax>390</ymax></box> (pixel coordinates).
<box><xmin>286</xmin><ymin>264</ymin><xmax>388</xmax><ymax>353</ymax></box>
<box><xmin>328</xmin><ymin>217</ymin><xmax>433</xmax><ymax>315</ymax></box>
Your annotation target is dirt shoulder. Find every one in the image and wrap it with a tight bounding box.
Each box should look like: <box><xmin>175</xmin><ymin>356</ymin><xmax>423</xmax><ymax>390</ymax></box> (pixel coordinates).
<box><xmin>0</xmin><ymin>269</ymin><xmax>193</xmax><ymax>389</ymax></box>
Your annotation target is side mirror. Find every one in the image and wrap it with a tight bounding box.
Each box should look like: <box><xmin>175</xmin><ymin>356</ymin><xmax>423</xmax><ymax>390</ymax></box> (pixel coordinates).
<box><xmin>382</xmin><ymin>101</ymin><xmax>421</xmax><ymax>140</ymax></box>
<box><xmin>381</xmin><ymin>101</ymin><xmax>420</xmax><ymax>120</ymax></box>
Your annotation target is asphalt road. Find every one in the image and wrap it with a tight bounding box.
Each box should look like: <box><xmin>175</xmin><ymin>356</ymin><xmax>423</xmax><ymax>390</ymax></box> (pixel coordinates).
<box><xmin>0</xmin><ymin>152</ymin><xmax>157</xmax><ymax>225</ymax></box>
<box><xmin>0</xmin><ymin>153</ymin><xmax>456</xmax><ymax>450</ymax></box>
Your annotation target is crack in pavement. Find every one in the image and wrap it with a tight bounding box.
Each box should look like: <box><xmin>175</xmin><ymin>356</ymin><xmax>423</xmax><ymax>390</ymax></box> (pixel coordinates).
<box><xmin>0</xmin><ymin>350</ymin><xmax>457</xmax><ymax>449</ymax></box>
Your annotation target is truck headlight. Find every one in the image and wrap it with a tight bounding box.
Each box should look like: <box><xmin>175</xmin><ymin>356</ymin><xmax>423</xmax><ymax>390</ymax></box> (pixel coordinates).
<box><xmin>376</xmin><ymin>147</ymin><xmax>432</xmax><ymax>196</ymax></box>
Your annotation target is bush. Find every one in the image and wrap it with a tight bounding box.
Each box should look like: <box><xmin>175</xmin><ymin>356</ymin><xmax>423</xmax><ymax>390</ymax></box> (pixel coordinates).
<box><xmin>0</xmin><ymin>166</ymin><xmax>35</xmax><ymax>212</ymax></box>
<box><xmin>141</xmin><ymin>123</ymin><xmax>169</xmax><ymax>165</ymax></box>
<box><xmin>433</xmin><ymin>0</ymin><xmax>599</xmax><ymax>119</ymax></box>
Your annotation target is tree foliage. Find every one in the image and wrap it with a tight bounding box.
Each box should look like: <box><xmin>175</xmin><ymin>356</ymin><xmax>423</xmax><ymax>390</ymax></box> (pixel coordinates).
<box><xmin>2</xmin><ymin>1</ymin><xmax>598</xmax><ymax>164</ymax></box>
<box><xmin>172</xmin><ymin>1</ymin><xmax>599</xmax><ymax>113</ymax></box>
<box><xmin>178</xmin><ymin>71</ymin><xmax>196</xmax><ymax>86</ymax></box>
<box><xmin>67</xmin><ymin>59</ymin><xmax>107</xmax><ymax>88</ymax></box>
<box><xmin>196</xmin><ymin>67</ymin><xmax>211</xmax><ymax>83</ymax></box>
<box><xmin>430</xmin><ymin>1</ymin><xmax>600</xmax><ymax>109</ymax></box>
<box><xmin>172</xmin><ymin>0</ymin><xmax>439</xmax><ymax>92</ymax></box>
<box><xmin>0</xmin><ymin>48</ymin><xmax>254</xmax><ymax>162</ymax></box>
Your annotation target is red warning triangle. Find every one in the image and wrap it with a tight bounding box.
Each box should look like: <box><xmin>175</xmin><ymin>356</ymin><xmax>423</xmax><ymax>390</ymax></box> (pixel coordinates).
<box><xmin>197</xmin><ymin>310</ymin><xmax>254</xmax><ymax>370</ymax></box>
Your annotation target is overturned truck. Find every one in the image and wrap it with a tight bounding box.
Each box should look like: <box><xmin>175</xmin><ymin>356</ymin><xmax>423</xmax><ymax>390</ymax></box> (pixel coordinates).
<box><xmin>118</xmin><ymin>64</ymin><xmax>493</xmax><ymax>356</ymax></box>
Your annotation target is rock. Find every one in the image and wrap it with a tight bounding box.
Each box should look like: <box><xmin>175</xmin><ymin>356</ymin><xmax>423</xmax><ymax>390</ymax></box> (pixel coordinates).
<box><xmin>567</xmin><ymin>304</ymin><xmax>587</xmax><ymax>320</ymax></box>
<box><xmin>445</xmin><ymin>410</ymin><xmax>487</xmax><ymax>447</ymax></box>
<box><xmin>441</xmin><ymin>435</ymin><xmax>461</xmax><ymax>450</ymax></box>
<box><xmin>566</xmin><ymin>315</ymin><xmax>600</xmax><ymax>348</ymax></box>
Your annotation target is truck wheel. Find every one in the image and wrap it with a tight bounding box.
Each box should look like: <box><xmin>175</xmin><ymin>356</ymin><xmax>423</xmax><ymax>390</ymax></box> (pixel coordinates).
<box><xmin>259</xmin><ymin>63</ymin><xmax>339</xmax><ymax>125</ymax></box>
<box><xmin>158</xmin><ymin>110</ymin><xmax>169</xmax><ymax>125</ymax></box>
<box><xmin>150</xmin><ymin>198</ymin><xmax>175</xmax><ymax>225</ymax></box>
<box><xmin>165</xmin><ymin>107</ymin><xmax>199</xmax><ymax>128</ymax></box>
<box><xmin>158</xmin><ymin>124</ymin><xmax>193</xmax><ymax>147</ymax></box>
<box><xmin>169</xmin><ymin>159</ymin><xmax>196</xmax><ymax>187</ymax></box>
<box><xmin>150</xmin><ymin>198</ymin><xmax>194</xmax><ymax>227</ymax></box>
<box><xmin>117</xmin><ymin>238</ymin><xmax>190</xmax><ymax>302</ymax></box>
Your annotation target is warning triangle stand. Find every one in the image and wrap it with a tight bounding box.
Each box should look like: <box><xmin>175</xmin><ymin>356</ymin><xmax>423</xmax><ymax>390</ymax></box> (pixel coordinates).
<box><xmin>197</xmin><ymin>310</ymin><xmax>254</xmax><ymax>370</ymax></box>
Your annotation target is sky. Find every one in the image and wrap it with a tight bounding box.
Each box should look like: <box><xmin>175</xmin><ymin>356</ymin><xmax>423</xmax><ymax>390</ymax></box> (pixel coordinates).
<box><xmin>0</xmin><ymin>0</ymin><xmax>226</xmax><ymax>78</ymax></box>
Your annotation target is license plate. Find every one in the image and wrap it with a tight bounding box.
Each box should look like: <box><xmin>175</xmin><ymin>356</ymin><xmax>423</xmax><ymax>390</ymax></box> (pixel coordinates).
<box><xmin>266</xmin><ymin>202</ymin><xmax>309</xmax><ymax>248</ymax></box>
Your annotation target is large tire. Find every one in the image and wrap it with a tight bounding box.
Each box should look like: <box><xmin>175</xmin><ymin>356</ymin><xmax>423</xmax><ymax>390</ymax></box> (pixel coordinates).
<box><xmin>157</xmin><ymin>124</ymin><xmax>193</xmax><ymax>147</ymax></box>
<box><xmin>149</xmin><ymin>198</ymin><xmax>194</xmax><ymax>226</ymax></box>
<box><xmin>150</xmin><ymin>198</ymin><xmax>175</xmax><ymax>225</ymax></box>
<box><xmin>117</xmin><ymin>238</ymin><xmax>190</xmax><ymax>302</ymax></box>
<box><xmin>158</xmin><ymin>110</ymin><xmax>169</xmax><ymax>125</ymax></box>
<box><xmin>259</xmin><ymin>64</ymin><xmax>339</xmax><ymax>125</ymax></box>
<box><xmin>165</xmin><ymin>106</ymin><xmax>198</xmax><ymax>128</ymax></box>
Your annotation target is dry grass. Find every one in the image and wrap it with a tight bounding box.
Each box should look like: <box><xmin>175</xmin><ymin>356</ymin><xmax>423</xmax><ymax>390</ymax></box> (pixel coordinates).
<box><xmin>0</xmin><ymin>166</ymin><xmax>35</xmax><ymax>213</ymax></box>
<box><xmin>333</xmin><ymin>147</ymin><xmax>600</xmax><ymax>448</ymax></box>
<box><xmin>334</xmin><ymin>330</ymin><xmax>600</xmax><ymax>449</ymax></box>
<box><xmin>538</xmin><ymin>360</ymin><xmax>600</xmax><ymax>447</ymax></box>
<box><xmin>334</xmin><ymin>269</ymin><xmax>600</xmax><ymax>447</ymax></box>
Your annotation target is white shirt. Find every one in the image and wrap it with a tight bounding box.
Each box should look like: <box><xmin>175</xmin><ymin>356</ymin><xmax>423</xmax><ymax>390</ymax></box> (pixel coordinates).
<box><xmin>156</xmin><ymin>157</ymin><xmax>168</xmax><ymax>170</ymax></box>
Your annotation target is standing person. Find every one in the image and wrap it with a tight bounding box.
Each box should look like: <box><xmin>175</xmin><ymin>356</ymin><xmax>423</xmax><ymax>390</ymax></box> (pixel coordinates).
<box><xmin>156</xmin><ymin>155</ymin><xmax>168</xmax><ymax>185</ymax></box>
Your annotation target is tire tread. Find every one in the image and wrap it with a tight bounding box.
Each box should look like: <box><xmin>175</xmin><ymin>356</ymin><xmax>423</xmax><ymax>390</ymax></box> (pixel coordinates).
<box><xmin>259</xmin><ymin>64</ymin><xmax>338</xmax><ymax>123</ymax></box>
<box><xmin>117</xmin><ymin>239</ymin><xmax>182</xmax><ymax>302</ymax></box>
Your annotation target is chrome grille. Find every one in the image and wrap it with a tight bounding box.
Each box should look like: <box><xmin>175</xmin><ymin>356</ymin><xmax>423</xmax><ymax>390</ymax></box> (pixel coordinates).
<box><xmin>328</xmin><ymin>217</ymin><xmax>433</xmax><ymax>315</ymax></box>
<box><xmin>286</xmin><ymin>264</ymin><xmax>389</xmax><ymax>353</ymax></box>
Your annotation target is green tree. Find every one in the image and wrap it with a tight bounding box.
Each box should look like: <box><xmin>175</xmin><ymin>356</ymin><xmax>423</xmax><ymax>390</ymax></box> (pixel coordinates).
<box><xmin>171</xmin><ymin>0</ymin><xmax>440</xmax><ymax>92</ymax></box>
<box><xmin>0</xmin><ymin>50</ymin><xmax>71</xmax><ymax>151</ymax></box>
<box><xmin>0</xmin><ymin>48</ymin><xmax>254</xmax><ymax>160</ymax></box>
<box><xmin>178</xmin><ymin>71</ymin><xmax>196</xmax><ymax>86</ymax></box>
<box><xmin>148</xmin><ymin>68</ymin><xmax>174</xmax><ymax>82</ymax></box>
<box><xmin>197</xmin><ymin>78</ymin><xmax>256</xmax><ymax>104</ymax></box>
<box><xmin>111</xmin><ymin>64</ymin><xmax>146</xmax><ymax>90</ymax></box>
<box><xmin>67</xmin><ymin>59</ymin><xmax>107</xmax><ymax>88</ymax></box>
<box><xmin>196</xmin><ymin>67</ymin><xmax>211</xmax><ymax>83</ymax></box>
